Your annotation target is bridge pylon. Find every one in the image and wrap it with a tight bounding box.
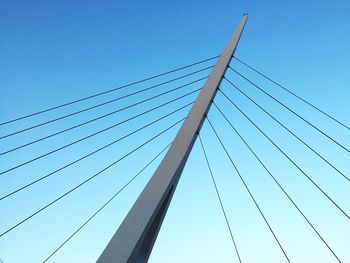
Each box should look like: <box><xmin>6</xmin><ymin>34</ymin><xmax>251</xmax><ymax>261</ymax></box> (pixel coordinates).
<box><xmin>97</xmin><ymin>14</ymin><xmax>248</xmax><ymax>263</ymax></box>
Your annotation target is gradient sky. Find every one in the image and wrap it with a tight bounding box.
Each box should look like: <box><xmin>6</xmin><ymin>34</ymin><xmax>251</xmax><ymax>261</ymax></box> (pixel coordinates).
<box><xmin>1</xmin><ymin>1</ymin><xmax>350</xmax><ymax>262</ymax></box>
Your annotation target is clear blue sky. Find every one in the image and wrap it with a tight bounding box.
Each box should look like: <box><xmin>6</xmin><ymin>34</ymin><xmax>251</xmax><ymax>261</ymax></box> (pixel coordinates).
<box><xmin>1</xmin><ymin>1</ymin><xmax>349</xmax><ymax>262</ymax></box>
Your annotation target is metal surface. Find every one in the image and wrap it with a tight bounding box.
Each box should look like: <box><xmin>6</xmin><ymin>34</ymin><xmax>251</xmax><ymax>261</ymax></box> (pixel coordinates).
<box><xmin>97</xmin><ymin>14</ymin><xmax>248</xmax><ymax>263</ymax></box>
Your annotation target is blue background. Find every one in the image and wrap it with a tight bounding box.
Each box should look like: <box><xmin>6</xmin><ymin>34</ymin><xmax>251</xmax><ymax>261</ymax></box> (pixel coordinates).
<box><xmin>1</xmin><ymin>0</ymin><xmax>349</xmax><ymax>262</ymax></box>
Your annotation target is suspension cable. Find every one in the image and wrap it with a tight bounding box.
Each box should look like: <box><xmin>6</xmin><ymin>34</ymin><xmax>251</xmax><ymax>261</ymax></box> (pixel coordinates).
<box><xmin>211</xmin><ymin>101</ymin><xmax>342</xmax><ymax>263</ymax></box>
<box><xmin>1</xmin><ymin>66</ymin><xmax>212</xmax><ymax>140</ymax></box>
<box><xmin>43</xmin><ymin>142</ymin><xmax>172</xmax><ymax>262</ymax></box>
<box><xmin>223</xmin><ymin>77</ymin><xmax>349</xmax><ymax>182</ymax></box>
<box><xmin>0</xmin><ymin>116</ymin><xmax>185</xmax><ymax>238</ymax></box>
<box><xmin>0</xmin><ymin>79</ymin><xmax>203</xmax><ymax>176</ymax></box>
<box><xmin>205</xmin><ymin>116</ymin><xmax>290</xmax><ymax>262</ymax></box>
<box><xmin>233</xmin><ymin>56</ymin><xmax>350</xmax><ymax>132</ymax></box>
<box><xmin>218</xmin><ymin>88</ymin><xmax>350</xmax><ymax>220</ymax></box>
<box><xmin>0</xmin><ymin>101</ymin><xmax>194</xmax><ymax>200</ymax></box>
<box><xmin>1</xmin><ymin>55</ymin><xmax>218</xmax><ymax>126</ymax></box>
<box><xmin>228</xmin><ymin>67</ymin><xmax>350</xmax><ymax>154</ymax></box>
<box><xmin>1</xmin><ymin>76</ymin><xmax>205</xmax><ymax>156</ymax></box>
<box><xmin>198</xmin><ymin>134</ymin><xmax>242</xmax><ymax>263</ymax></box>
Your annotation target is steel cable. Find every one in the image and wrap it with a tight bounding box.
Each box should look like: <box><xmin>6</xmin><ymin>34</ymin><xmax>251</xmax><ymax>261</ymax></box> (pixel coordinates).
<box><xmin>233</xmin><ymin>56</ymin><xmax>350</xmax><ymax>132</ymax></box>
<box><xmin>43</xmin><ymin>142</ymin><xmax>172</xmax><ymax>262</ymax></box>
<box><xmin>1</xmin><ymin>66</ymin><xmax>212</xmax><ymax>139</ymax></box>
<box><xmin>1</xmin><ymin>77</ymin><xmax>205</xmax><ymax>156</ymax></box>
<box><xmin>0</xmin><ymin>116</ymin><xmax>185</xmax><ymax>238</ymax></box>
<box><xmin>211</xmin><ymin>101</ymin><xmax>342</xmax><ymax>263</ymax></box>
<box><xmin>198</xmin><ymin>134</ymin><xmax>242</xmax><ymax>263</ymax></box>
<box><xmin>205</xmin><ymin>116</ymin><xmax>290</xmax><ymax>262</ymax></box>
<box><xmin>218</xmin><ymin>88</ymin><xmax>350</xmax><ymax>220</ymax></box>
<box><xmin>228</xmin><ymin>67</ymin><xmax>350</xmax><ymax>154</ymax></box>
<box><xmin>1</xmin><ymin>55</ymin><xmax>218</xmax><ymax>126</ymax></box>
<box><xmin>0</xmin><ymin>101</ymin><xmax>194</xmax><ymax>200</ymax></box>
<box><xmin>223</xmin><ymin>77</ymin><xmax>349</xmax><ymax>182</ymax></box>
